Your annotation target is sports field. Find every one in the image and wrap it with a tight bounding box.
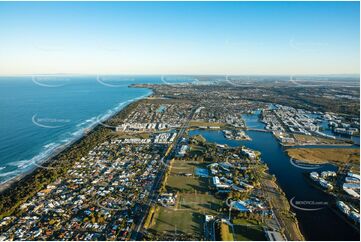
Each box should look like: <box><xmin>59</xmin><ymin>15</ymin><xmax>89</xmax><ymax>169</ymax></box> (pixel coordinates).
<box><xmin>151</xmin><ymin>159</ymin><xmax>222</xmax><ymax>239</ymax></box>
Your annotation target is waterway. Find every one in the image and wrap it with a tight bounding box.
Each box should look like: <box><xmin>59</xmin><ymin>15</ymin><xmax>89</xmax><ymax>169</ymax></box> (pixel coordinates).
<box><xmin>188</xmin><ymin>112</ymin><xmax>360</xmax><ymax>240</ymax></box>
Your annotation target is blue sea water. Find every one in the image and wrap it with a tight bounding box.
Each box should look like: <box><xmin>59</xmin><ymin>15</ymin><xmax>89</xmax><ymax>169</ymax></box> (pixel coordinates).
<box><xmin>0</xmin><ymin>75</ymin><xmax>186</xmax><ymax>184</ymax></box>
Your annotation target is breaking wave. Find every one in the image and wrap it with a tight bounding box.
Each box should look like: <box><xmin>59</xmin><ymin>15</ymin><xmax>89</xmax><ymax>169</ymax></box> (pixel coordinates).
<box><xmin>0</xmin><ymin>91</ymin><xmax>152</xmax><ymax>184</ymax></box>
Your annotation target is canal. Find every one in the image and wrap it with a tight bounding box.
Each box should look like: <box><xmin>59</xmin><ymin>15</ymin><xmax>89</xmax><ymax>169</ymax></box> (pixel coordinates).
<box><xmin>188</xmin><ymin>113</ymin><xmax>359</xmax><ymax>240</ymax></box>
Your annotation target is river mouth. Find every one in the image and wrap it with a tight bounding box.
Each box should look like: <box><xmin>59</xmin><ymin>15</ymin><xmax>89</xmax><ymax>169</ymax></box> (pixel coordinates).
<box><xmin>188</xmin><ymin>113</ymin><xmax>360</xmax><ymax>240</ymax></box>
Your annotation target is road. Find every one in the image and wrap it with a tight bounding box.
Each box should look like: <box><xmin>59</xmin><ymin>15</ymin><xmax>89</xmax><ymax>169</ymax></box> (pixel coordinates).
<box><xmin>251</xmin><ymin>164</ymin><xmax>284</xmax><ymax>238</ymax></box>
<box><xmin>129</xmin><ymin>106</ymin><xmax>198</xmax><ymax>241</ymax></box>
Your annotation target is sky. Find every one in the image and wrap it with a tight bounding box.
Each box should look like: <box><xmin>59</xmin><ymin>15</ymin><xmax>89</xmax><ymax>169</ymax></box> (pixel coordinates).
<box><xmin>0</xmin><ymin>1</ymin><xmax>359</xmax><ymax>75</ymax></box>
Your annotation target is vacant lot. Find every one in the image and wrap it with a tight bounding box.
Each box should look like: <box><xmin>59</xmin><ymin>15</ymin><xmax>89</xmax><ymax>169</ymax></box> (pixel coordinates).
<box><xmin>292</xmin><ymin>134</ymin><xmax>351</xmax><ymax>145</ymax></box>
<box><xmin>168</xmin><ymin>159</ymin><xmax>196</xmax><ymax>174</ymax></box>
<box><xmin>286</xmin><ymin>148</ymin><xmax>360</xmax><ymax>166</ymax></box>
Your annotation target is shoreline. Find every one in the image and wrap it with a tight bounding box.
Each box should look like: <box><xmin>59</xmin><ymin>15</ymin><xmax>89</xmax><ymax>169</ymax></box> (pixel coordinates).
<box><xmin>0</xmin><ymin>135</ymin><xmax>82</xmax><ymax>193</ymax></box>
<box><xmin>0</xmin><ymin>87</ymin><xmax>153</xmax><ymax>194</ymax></box>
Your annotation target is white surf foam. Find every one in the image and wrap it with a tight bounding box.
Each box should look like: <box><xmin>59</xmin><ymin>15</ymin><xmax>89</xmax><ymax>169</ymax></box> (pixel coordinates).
<box><xmin>0</xmin><ymin>91</ymin><xmax>153</xmax><ymax>184</ymax></box>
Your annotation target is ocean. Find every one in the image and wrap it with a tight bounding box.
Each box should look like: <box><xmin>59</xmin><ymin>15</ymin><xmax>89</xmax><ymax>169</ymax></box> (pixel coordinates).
<box><xmin>0</xmin><ymin>75</ymin><xmax>188</xmax><ymax>184</ymax></box>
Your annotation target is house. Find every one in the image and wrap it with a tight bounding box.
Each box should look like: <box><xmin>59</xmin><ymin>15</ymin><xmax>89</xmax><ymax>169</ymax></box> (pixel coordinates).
<box><xmin>310</xmin><ymin>172</ymin><xmax>319</xmax><ymax>181</ymax></box>
<box><xmin>321</xmin><ymin>171</ymin><xmax>336</xmax><ymax>178</ymax></box>
<box><xmin>178</xmin><ymin>145</ymin><xmax>189</xmax><ymax>157</ymax></box>
<box><xmin>349</xmin><ymin>211</ymin><xmax>360</xmax><ymax>223</ymax></box>
<box><xmin>319</xmin><ymin>178</ymin><xmax>333</xmax><ymax>190</ymax></box>
<box><xmin>212</xmin><ymin>176</ymin><xmax>230</xmax><ymax>189</ymax></box>
<box><xmin>337</xmin><ymin>201</ymin><xmax>350</xmax><ymax>215</ymax></box>
<box><xmin>345</xmin><ymin>176</ymin><xmax>360</xmax><ymax>183</ymax></box>
<box><xmin>231</xmin><ymin>201</ymin><xmax>250</xmax><ymax>212</ymax></box>
<box><xmin>205</xmin><ymin>215</ymin><xmax>214</xmax><ymax>222</ymax></box>
<box><xmin>241</xmin><ymin>147</ymin><xmax>256</xmax><ymax>159</ymax></box>
<box><xmin>158</xmin><ymin>193</ymin><xmax>176</xmax><ymax>206</ymax></box>
<box><xmin>347</xmin><ymin>172</ymin><xmax>360</xmax><ymax>180</ymax></box>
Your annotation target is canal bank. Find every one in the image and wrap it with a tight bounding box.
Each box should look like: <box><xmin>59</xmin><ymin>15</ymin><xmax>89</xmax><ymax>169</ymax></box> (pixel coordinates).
<box><xmin>188</xmin><ymin>113</ymin><xmax>359</xmax><ymax>240</ymax></box>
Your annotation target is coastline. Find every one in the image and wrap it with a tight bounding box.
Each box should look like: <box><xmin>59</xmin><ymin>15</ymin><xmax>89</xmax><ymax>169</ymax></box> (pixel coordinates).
<box><xmin>0</xmin><ymin>87</ymin><xmax>153</xmax><ymax>194</ymax></box>
<box><xmin>0</xmin><ymin>84</ymin><xmax>358</xmax><ymax>240</ymax></box>
<box><xmin>0</xmin><ymin>126</ymin><xmax>91</xmax><ymax>193</ymax></box>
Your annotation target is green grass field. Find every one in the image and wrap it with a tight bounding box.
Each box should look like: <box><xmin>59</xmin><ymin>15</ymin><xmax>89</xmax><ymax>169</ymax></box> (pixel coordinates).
<box><xmin>167</xmin><ymin>159</ymin><xmax>211</xmax><ymax>192</ymax></box>
<box><xmin>152</xmin><ymin>207</ymin><xmax>203</xmax><ymax>238</ymax></box>
<box><xmin>169</xmin><ymin>159</ymin><xmax>196</xmax><ymax>175</ymax></box>
<box><xmin>178</xmin><ymin>193</ymin><xmax>222</xmax><ymax>214</ymax></box>
<box><xmin>151</xmin><ymin>158</ymin><xmax>223</xmax><ymax>239</ymax></box>
<box><xmin>151</xmin><ymin>193</ymin><xmax>223</xmax><ymax>239</ymax></box>
<box><xmin>166</xmin><ymin>175</ymin><xmax>203</xmax><ymax>192</ymax></box>
<box><xmin>231</xmin><ymin>218</ymin><xmax>265</xmax><ymax>240</ymax></box>
<box><xmin>233</xmin><ymin>224</ymin><xmax>265</xmax><ymax>241</ymax></box>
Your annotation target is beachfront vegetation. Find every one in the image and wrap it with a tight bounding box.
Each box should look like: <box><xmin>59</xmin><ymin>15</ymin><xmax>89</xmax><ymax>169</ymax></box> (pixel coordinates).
<box><xmin>0</xmin><ymin>100</ymin><xmax>142</xmax><ymax>219</ymax></box>
<box><xmin>0</xmin><ymin>126</ymin><xmax>111</xmax><ymax>219</ymax></box>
